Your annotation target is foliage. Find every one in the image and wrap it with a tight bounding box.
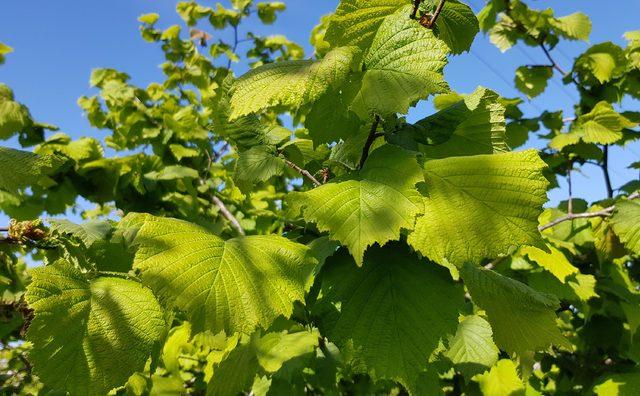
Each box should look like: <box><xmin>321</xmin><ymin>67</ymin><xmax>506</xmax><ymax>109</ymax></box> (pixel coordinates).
<box><xmin>1</xmin><ymin>0</ymin><xmax>640</xmax><ymax>395</ymax></box>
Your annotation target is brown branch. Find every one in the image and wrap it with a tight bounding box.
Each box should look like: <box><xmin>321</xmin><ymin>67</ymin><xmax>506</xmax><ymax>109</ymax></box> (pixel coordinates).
<box><xmin>538</xmin><ymin>191</ymin><xmax>639</xmax><ymax>232</ymax></box>
<box><xmin>567</xmin><ymin>164</ymin><xmax>573</xmax><ymax>215</ymax></box>
<box><xmin>210</xmin><ymin>194</ymin><xmax>245</xmax><ymax>236</ymax></box>
<box><xmin>411</xmin><ymin>0</ymin><xmax>422</xmax><ymax>19</ymax></box>
<box><xmin>427</xmin><ymin>0</ymin><xmax>447</xmax><ymax>28</ymax></box>
<box><xmin>0</xmin><ymin>227</ymin><xmax>8</xmax><ymax>232</ymax></box>
<box><xmin>359</xmin><ymin>115</ymin><xmax>381</xmax><ymax>170</ymax></box>
<box><xmin>539</xmin><ymin>43</ymin><xmax>568</xmax><ymax>76</ymax></box>
<box><xmin>284</xmin><ymin>158</ymin><xmax>322</xmax><ymax>187</ymax></box>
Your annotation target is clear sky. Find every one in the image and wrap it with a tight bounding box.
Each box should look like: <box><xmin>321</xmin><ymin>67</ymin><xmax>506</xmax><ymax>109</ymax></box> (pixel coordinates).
<box><xmin>0</xmin><ymin>0</ymin><xmax>639</xmax><ymax>220</ymax></box>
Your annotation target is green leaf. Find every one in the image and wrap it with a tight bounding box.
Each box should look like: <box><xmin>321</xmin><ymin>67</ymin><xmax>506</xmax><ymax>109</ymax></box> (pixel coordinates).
<box><xmin>408</xmin><ymin>150</ymin><xmax>549</xmax><ymax>267</ymax></box>
<box><xmin>0</xmin><ymin>42</ymin><xmax>13</xmax><ymax>64</ymax></box>
<box><xmin>426</xmin><ymin>0</ymin><xmax>479</xmax><ymax>54</ymax></box>
<box><xmin>413</xmin><ymin>86</ymin><xmax>508</xmax><ymax>158</ymax></box>
<box><xmin>0</xmin><ymin>147</ymin><xmax>61</xmax><ymax>192</ymax></box>
<box><xmin>314</xmin><ymin>243</ymin><xmax>464</xmax><ymax>392</ymax></box>
<box><xmin>324</xmin><ymin>0</ymin><xmax>408</xmax><ymax>51</ymax></box>
<box><xmin>550</xmin><ymin>102</ymin><xmax>637</xmax><ymax>150</ymax></box>
<box><xmin>472</xmin><ymin>359</ymin><xmax>525</xmax><ymax>396</ymax></box>
<box><xmin>593</xmin><ymin>373</ymin><xmax>640</xmax><ymax>396</ymax></box>
<box><xmin>133</xmin><ymin>215</ymin><xmax>316</xmax><ymax>333</ymax></box>
<box><xmin>347</xmin><ymin>6</ymin><xmax>449</xmax><ymax>118</ymax></box>
<box><xmin>144</xmin><ymin>165</ymin><xmax>199</xmax><ymax>181</ymax></box>
<box><xmin>48</xmin><ymin>218</ymin><xmax>112</xmax><ymax>247</ymax></box>
<box><xmin>445</xmin><ymin>315</ymin><xmax>499</xmax><ymax>378</ymax></box>
<box><xmin>25</xmin><ymin>260</ymin><xmax>166</xmax><ymax>395</ymax></box>
<box><xmin>515</xmin><ymin>66</ymin><xmax>553</xmax><ymax>98</ymax></box>
<box><xmin>611</xmin><ymin>200</ymin><xmax>640</xmax><ymax>255</ymax></box>
<box><xmin>235</xmin><ymin>146</ymin><xmax>286</xmax><ymax>185</ymax></box>
<box><xmin>138</xmin><ymin>13</ymin><xmax>160</xmax><ymax>25</ymax></box>
<box><xmin>207</xmin><ymin>335</ymin><xmax>259</xmax><ymax>396</ymax></box>
<box><xmin>229</xmin><ymin>46</ymin><xmax>361</xmax><ymax>119</ymax></box>
<box><xmin>256</xmin><ymin>2</ymin><xmax>286</xmax><ymax>24</ymax></box>
<box><xmin>0</xmin><ymin>84</ymin><xmax>33</xmax><ymax>139</ymax></box>
<box><xmin>489</xmin><ymin>16</ymin><xmax>519</xmax><ymax>52</ymax></box>
<box><xmin>574</xmin><ymin>42</ymin><xmax>626</xmax><ymax>84</ymax></box>
<box><xmin>520</xmin><ymin>245</ymin><xmax>579</xmax><ymax>282</ymax></box>
<box><xmin>255</xmin><ymin>330</ymin><xmax>319</xmax><ymax>373</ymax></box>
<box><xmin>549</xmin><ymin>12</ymin><xmax>592</xmax><ymax>41</ymax></box>
<box><xmin>460</xmin><ymin>263</ymin><xmax>570</xmax><ymax>355</ymax></box>
<box><xmin>287</xmin><ymin>145</ymin><xmax>424</xmax><ymax>265</ymax></box>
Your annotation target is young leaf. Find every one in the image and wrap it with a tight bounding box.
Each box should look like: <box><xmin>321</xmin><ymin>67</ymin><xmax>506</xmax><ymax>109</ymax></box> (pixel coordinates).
<box><xmin>574</xmin><ymin>42</ymin><xmax>627</xmax><ymax>84</ymax></box>
<box><xmin>520</xmin><ymin>245</ymin><xmax>579</xmax><ymax>283</ymax></box>
<box><xmin>48</xmin><ymin>218</ymin><xmax>112</xmax><ymax>247</ymax></box>
<box><xmin>229</xmin><ymin>46</ymin><xmax>361</xmax><ymax>119</ymax></box>
<box><xmin>472</xmin><ymin>359</ymin><xmax>525</xmax><ymax>396</ymax></box>
<box><xmin>460</xmin><ymin>264</ymin><xmax>570</xmax><ymax>355</ymax></box>
<box><xmin>314</xmin><ymin>243</ymin><xmax>465</xmax><ymax>393</ymax></box>
<box><xmin>549</xmin><ymin>12</ymin><xmax>592</xmax><ymax>41</ymax></box>
<box><xmin>287</xmin><ymin>145</ymin><xmax>424</xmax><ymax>265</ymax></box>
<box><xmin>408</xmin><ymin>150</ymin><xmax>549</xmax><ymax>267</ymax></box>
<box><xmin>235</xmin><ymin>146</ymin><xmax>286</xmax><ymax>185</ymax></box>
<box><xmin>133</xmin><ymin>215</ymin><xmax>317</xmax><ymax>333</ymax></box>
<box><xmin>445</xmin><ymin>315</ymin><xmax>500</xmax><ymax>378</ymax></box>
<box><xmin>25</xmin><ymin>260</ymin><xmax>166</xmax><ymax>395</ymax></box>
<box><xmin>515</xmin><ymin>66</ymin><xmax>553</xmax><ymax>98</ymax></box>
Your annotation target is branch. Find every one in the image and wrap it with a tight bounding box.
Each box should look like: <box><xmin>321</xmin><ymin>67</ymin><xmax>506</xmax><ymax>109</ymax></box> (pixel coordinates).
<box><xmin>538</xmin><ymin>191</ymin><xmax>639</xmax><ymax>232</ymax></box>
<box><xmin>427</xmin><ymin>0</ymin><xmax>447</xmax><ymax>28</ymax></box>
<box><xmin>359</xmin><ymin>115</ymin><xmax>381</xmax><ymax>170</ymax></box>
<box><xmin>411</xmin><ymin>0</ymin><xmax>422</xmax><ymax>19</ymax></box>
<box><xmin>284</xmin><ymin>158</ymin><xmax>322</xmax><ymax>187</ymax></box>
<box><xmin>210</xmin><ymin>194</ymin><xmax>246</xmax><ymax>236</ymax></box>
<box><xmin>539</xmin><ymin>43</ymin><xmax>568</xmax><ymax>76</ymax></box>
<box><xmin>0</xmin><ymin>227</ymin><xmax>7</xmax><ymax>232</ymax></box>
<box><xmin>602</xmin><ymin>145</ymin><xmax>614</xmax><ymax>199</ymax></box>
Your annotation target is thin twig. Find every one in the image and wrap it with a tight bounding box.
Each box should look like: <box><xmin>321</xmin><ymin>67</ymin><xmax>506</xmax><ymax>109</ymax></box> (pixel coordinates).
<box><xmin>602</xmin><ymin>145</ymin><xmax>614</xmax><ymax>199</ymax></box>
<box><xmin>567</xmin><ymin>164</ymin><xmax>573</xmax><ymax>215</ymax></box>
<box><xmin>284</xmin><ymin>158</ymin><xmax>322</xmax><ymax>187</ymax></box>
<box><xmin>210</xmin><ymin>194</ymin><xmax>246</xmax><ymax>236</ymax></box>
<box><xmin>427</xmin><ymin>0</ymin><xmax>447</xmax><ymax>28</ymax></box>
<box><xmin>0</xmin><ymin>227</ymin><xmax>8</xmax><ymax>232</ymax></box>
<box><xmin>538</xmin><ymin>191</ymin><xmax>639</xmax><ymax>232</ymax></box>
<box><xmin>359</xmin><ymin>115</ymin><xmax>381</xmax><ymax>170</ymax></box>
<box><xmin>539</xmin><ymin>43</ymin><xmax>568</xmax><ymax>76</ymax></box>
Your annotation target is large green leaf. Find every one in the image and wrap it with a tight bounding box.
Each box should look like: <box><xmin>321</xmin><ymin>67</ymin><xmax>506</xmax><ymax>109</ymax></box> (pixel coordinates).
<box><xmin>611</xmin><ymin>200</ymin><xmax>640</xmax><ymax>255</ymax></box>
<box><xmin>520</xmin><ymin>245</ymin><xmax>579</xmax><ymax>282</ymax></box>
<box><xmin>0</xmin><ymin>147</ymin><xmax>60</xmax><ymax>192</ymax></box>
<box><xmin>408</xmin><ymin>150</ymin><xmax>548</xmax><ymax>267</ymax></box>
<box><xmin>425</xmin><ymin>0</ymin><xmax>479</xmax><ymax>54</ymax></box>
<box><xmin>287</xmin><ymin>145</ymin><xmax>424</xmax><ymax>265</ymax></box>
<box><xmin>413</xmin><ymin>87</ymin><xmax>508</xmax><ymax>158</ymax></box>
<box><xmin>133</xmin><ymin>215</ymin><xmax>316</xmax><ymax>333</ymax></box>
<box><xmin>0</xmin><ymin>83</ymin><xmax>32</xmax><ymax>139</ymax></box>
<box><xmin>25</xmin><ymin>260</ymin><xmax>166</xmax><ymax>395</ymax></box>
<box><xmin>460</xmin><ymin>264</ymin><xmax>570</xmax><ymax>355</ymax></box>
<box><xmin>314</xmin><ymin>243</ymin><xmax>464</xmax><ymax>392</ymax></box>
<box><xmin>445</xmin><ymin>315</ymin><xmax>499</xmax><ymax>378</ymax></box>
<box><xmin>324</xmin><ymin>0</ymin><xmax>409</xmax><ymax>51</ymax></box>
<box><xmin>346</xmin><ymin>5</ymin><xmax>450</xmax><ymax>118</ymax></box>
<box><xmin>550</xmin><ymin>102</ymin><xmax>637</xmax><ymax>150</ymax></box>
<box><xmin>229</xmin><ymin>46</ymin><xmax>360</xmax><ymax>119</ymax></box>
<box><xmin>234</xmin><ymin>146</ymin><xmax>286</xmax><ymax>185</ymax></box>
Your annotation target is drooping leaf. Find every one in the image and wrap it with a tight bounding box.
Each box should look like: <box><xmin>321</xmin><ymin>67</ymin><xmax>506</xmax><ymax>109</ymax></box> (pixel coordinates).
<box><xmin>0</xmin><ymin>84</ymin><xmax>32</xmax><ymax>138</ymax></box>
<box><xmin>0</xmin><ymin>147</ymin><xmax>61</xmax><ymax>192</ymax></box>
<box><xmin>408</xmin><ymin>150</ymin><xmax>549</xmax><ymax>267</ymax></box>
<box><xmin>287</xmin><ymin>145</ymin><xmax>424</xmax><ymax>265</ymax></box>
<box><xmin>412</xmin><ymin>86</ymin><xmax>508</xmax><ymax>158</ymax></box>
<box><xmin>48</xmin><ymin>218</ymin><xmax>112</xmax><ymax>247</ymax></box>
<box><xmin>25</xmin><ymin>260</ymin><xmax>166</xmax><ymax>395</ymax></box>
<box><xmin>445</xmin><ymin>315</ymin><xmax>499</xmax><ymax>378</ymax></box>
<box><xmin>472</xmin><ymin>359</ymin><xmax>525</xmax><ymax>396</ymax></box>
<box><xmin>314</xmin><ymin>243</ymin><xmax>465</xmax><ymax>392</ymax></box>
<box><xmin>133</xmin><ymin>215</ymin><xmax>316</xmax><ymax>333</ymax></box>
<box><xmin>324</xmin><ymin>0</ymin><xmax>408</xmax><ymax>51</ymax></box>
<box><xmin>515</xmin><ymin>66</ymin><xmax>553</xmax><ymax>98</ymax></box>
<box><xmin>229</xmin><ymin>46</ymin><xmax>361</xmax><ymax>119</ymax></box>
<box><xmin>346</xmin><ymin>6</ymin><xmax>449</xmax><ymax>118</ymax></box>
<box><xmin>460</xmin><ymin>263</ymin><xmax>570</xmax><ymax>355</ymax></box>
<box><xmin>610</xmin><ymin>200</ymin><xmax>640</xmax><ymax>255</ymax></box>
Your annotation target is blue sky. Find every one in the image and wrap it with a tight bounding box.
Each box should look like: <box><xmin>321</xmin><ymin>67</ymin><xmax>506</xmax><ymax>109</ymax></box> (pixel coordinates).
<box><xmin>0</xmin><ymin>0</ymin><xmax>639</xmax><ymax>219</ymax></box>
